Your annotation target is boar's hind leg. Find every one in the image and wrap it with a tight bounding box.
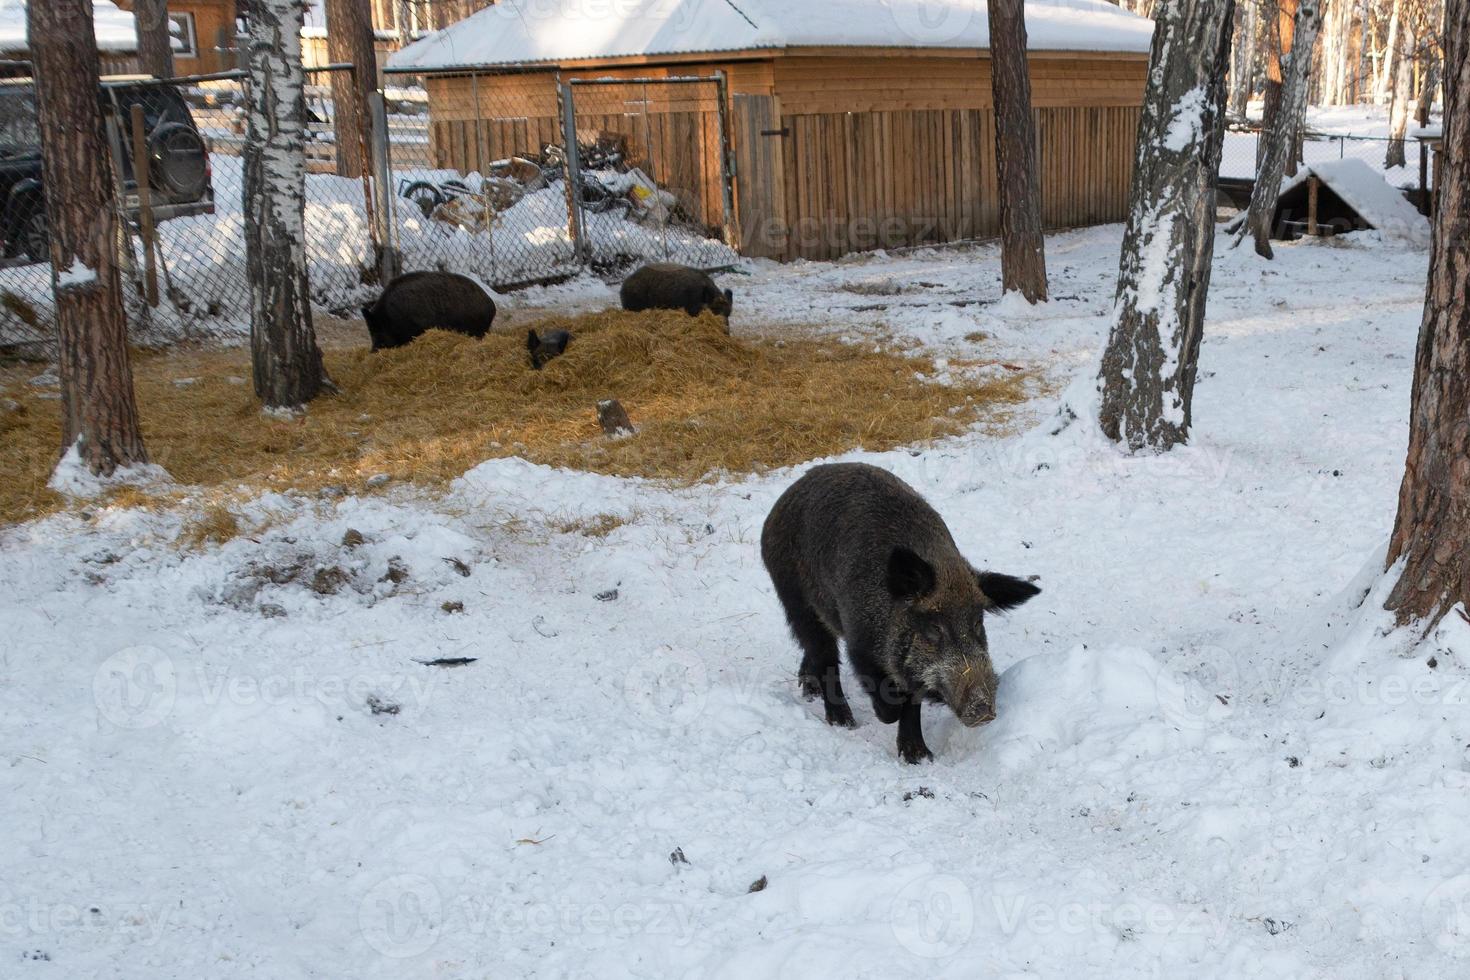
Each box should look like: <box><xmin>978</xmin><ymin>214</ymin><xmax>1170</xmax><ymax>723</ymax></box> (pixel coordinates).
<box><xmin>774</xmin><ymin>584</ymin><xmax>855</xmax><ymax>728</ymax></box>
<box><xmin>896</xmin><ymin>696</ymin><xmax>933</xmax><ymax>765</ymax></box>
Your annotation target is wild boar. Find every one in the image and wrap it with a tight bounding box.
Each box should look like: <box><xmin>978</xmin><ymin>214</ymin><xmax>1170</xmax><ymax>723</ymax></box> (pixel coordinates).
<box><xmin>526</xmin><ymin>328</ymin><xmax>571</xmax><ymax>370</ymax></box>
<box><xmin>760</xmin><ymin>463</ymin><xmax>1040</xmax><ymax>763</ymax></box>
<box><xmin>361</xmin><ymin>271</ymin><xmax>496</xmax><ymax>351</ymax></box>
<box><xmin>619</xmin><ymin>263</ymin><xmax>732</xmax><ymax>324</ymax></box>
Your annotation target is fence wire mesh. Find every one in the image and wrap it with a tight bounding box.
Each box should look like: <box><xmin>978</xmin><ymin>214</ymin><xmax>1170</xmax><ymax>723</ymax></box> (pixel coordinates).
<box><xmin>1219</xmin><ymin>125</ymin><xmax>1439</xmax><ymax>193</ymax></box>
<box><xmin>0</xmin><ymin>64</ymin><xmax>381</xmax><ymax>355</ymax></box>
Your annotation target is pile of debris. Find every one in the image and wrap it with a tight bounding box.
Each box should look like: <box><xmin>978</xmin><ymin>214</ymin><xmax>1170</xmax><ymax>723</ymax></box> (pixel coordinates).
<box><xmin>405</xmin><ymin>131</ymin><xmax>685</xmax><ymax>236</ymax></box>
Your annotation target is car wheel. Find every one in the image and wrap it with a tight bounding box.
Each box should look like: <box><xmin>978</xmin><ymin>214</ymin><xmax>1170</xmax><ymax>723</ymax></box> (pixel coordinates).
<box><xmin>147</xmin><ymin>122</ymin><xmax>208</xmax><ymax>201</ymax></box>
<box><xmin>20</xmin><ymin>206</ymin><xmax>47</xmax><ymax>265</ymax></box>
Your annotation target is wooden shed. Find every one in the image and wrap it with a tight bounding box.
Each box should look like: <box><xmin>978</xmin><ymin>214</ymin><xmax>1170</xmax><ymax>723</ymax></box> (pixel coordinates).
<box><xmin>388</xmin><ymin>0</ymin><xmax>1154</xmax><ymax>261</ymax></box>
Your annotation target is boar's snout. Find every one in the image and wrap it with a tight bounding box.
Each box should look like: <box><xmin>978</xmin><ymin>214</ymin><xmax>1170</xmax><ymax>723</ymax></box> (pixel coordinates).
<box><xmin>947</xmin><ymin>663</ymin><xmax>999</xmax><ymax>727</ymax></box>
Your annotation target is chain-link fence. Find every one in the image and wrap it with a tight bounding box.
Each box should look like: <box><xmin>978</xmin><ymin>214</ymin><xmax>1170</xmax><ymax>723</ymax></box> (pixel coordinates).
<box><xmin>378</xmin><ymin>67</ymin><xmax>738</xmax><ymax>289</ymax></box>
<box><xmin>114</xmin><ymin>65</ymin><xmax>381</xmax><ymax>337</ymax></box>
<box><xmin>0</xmin><ymin>64</ymin><xmax>382</xmax><ymax>356</ymax></box>
<box><xmin>1219</xmin><ymin>126</ymin><xmax>1438</xmax><ymax>201</ymax></box>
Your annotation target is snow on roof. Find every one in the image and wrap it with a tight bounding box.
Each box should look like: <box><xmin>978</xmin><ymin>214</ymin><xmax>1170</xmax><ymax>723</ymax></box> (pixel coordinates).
<box><xmin>1279</xmin><ymin>158</ymin><xmax>1429</xmax><ymax>242</ymax></box>
<box><xmin>0</xmin><ymin>1</ymin><xmax>138</xmax><ymax>53</ymax></box>
<box><xmin>388</xmin><ymin>0</ymin><xmax>1155</xmax><ymax>71</ymax></box>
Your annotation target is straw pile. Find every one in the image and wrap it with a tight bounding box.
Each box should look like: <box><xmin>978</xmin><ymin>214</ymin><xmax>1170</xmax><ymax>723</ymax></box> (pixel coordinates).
<box><xmin>0</xmin><ymin>309</ymin><xmax>1032</xmax><ymax>527</ymax></box>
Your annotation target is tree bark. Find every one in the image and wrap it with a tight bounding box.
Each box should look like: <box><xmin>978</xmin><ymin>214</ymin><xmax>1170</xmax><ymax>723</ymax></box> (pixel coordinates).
<box><xmin>132</xmin><ymin>0</ymin><xmax>176</xmax><ymax>79</ymax></box>
<box><xmin>1229</xmin><ymin>0</ymin><xmax>1256</xmax><ymax>118</ymax></box>
<box><xmin>324</xmin><ymin>0</ymin><xmax>378</xmax><ymax>179</ymax></box>
<box><xmin>1241</xmin><ymin>0</ymin><xmax>1323</xmax><ymax>257</ymax></box>
<box><xmin>241</xmin><ymin>0</ymin><xmax>327</xmax><ymax>410</ymax></box>
<box><xmin>1385</xmin><ymin>0</ymin><xmax>1469</xmax><ymax>626</ymax></box>
<box><xmin>1416</xmin><ymin>56</ymin><xmax>1440</xmax><ymax>127</ymax></box>
<box><xmin>987</xmin><ymin>0</ymin><xmax>1048</xmax><ymax>303</ymax></box>
<box><xmin>29</xmin><ymin>0</ymin><xmax>149</xmax><ymax>475</ymax></box>
<box><xmin>1097</xmin><ymin>0</ymin><xmax>1235</xmax><ymax>453</ymax></box>
<box><xmin>1385</xmin><ymin>18</ymin><xmax>1415</xmax><ymax>168</ymax></box>
<box><xmin>1378</xmin><ymin>0</ymin><xmax>1402</xmax><ymax>104</ymax></box>
<box><xmin>1259</xmin><ymin>0</ymin><xmax>1290</xmax><ymax>166</ymax></box>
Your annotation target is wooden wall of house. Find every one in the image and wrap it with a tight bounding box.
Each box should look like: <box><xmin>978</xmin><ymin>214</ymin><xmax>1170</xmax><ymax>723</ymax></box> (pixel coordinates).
<box><xmin>419</xmin><ymin>51</ymin><xmax>1147</xmax><ymax>262</ymax></box>
<box><xmin>161</xmin><ymin>0</ymin><xmax>239</xmax><ymax>76</ymax></box>
<box><xmin>767</xmin><ymin>104</ymin><xmax>1141</xmax><ymax>261</ymax></box>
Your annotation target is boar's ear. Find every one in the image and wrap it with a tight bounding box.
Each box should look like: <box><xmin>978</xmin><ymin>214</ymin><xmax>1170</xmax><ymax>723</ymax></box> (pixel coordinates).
<box><xmin>887</xmin><ymin>547</ymin><xmax>936</xmax><ymax>601</ymax></box>
<box><xmin>975</xmin><ymin>570</ymin><xmax>1040</xmax><ymax>611</ymax></box>
<box><xmin>526</xmin><ymin>329</ymin><xmax>539</xmax><ymax>352</ymax></box>
<box><xmin>724</xmin><ymin>288</ymin><xmax>733</xmax><ymax>307</ymax></box>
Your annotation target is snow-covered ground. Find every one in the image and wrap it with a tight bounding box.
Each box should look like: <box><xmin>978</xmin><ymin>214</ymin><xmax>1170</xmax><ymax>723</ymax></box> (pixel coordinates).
<box><xmin>6</xmin><ymin>223</ymin><xmax>1468</xmax><ymax>978</ymax></box>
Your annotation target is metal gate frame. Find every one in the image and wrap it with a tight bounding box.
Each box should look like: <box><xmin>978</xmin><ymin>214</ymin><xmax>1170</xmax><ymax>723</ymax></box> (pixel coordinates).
<box><xmin>558</xmin><ymin>73</ymin><xmax>736</xmax><ymax>270</ymax></box>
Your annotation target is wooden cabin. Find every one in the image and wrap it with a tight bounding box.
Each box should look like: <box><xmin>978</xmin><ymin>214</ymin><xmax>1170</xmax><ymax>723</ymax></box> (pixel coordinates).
<box><xmin>0</xmin><ymin>0</ymin><xmax>141</xmax><ymax>75</ymax></box>
<box><xmin>109</xmin><ymin>0</ymin><xmax>494</xmax><ymax>78</ymax></box>
<box><xmin>388</xmin><ymin>0</ymin><xmax>1154</xmax><ymax>261</ymax></box>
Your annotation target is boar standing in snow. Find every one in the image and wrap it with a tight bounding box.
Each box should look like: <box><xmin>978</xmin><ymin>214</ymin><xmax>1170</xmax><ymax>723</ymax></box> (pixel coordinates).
<box><xmin>361</xmin><ymin>271</ymin><xmax>496</xmax><ymax>351</ymax></box>
<box><xmin>619</xmin><ymin>263</ymin><xmax>732</xmax><ymax>325</ymax></box>
<box><xmin>526</xmin><ymin>328</ymin><xmax>571</xmax><ymax>370</ymax></box>
<box><xmin>761</xmin><ymin>463</ymin><xmax>1040</xmax><ymax>764</ymax></box>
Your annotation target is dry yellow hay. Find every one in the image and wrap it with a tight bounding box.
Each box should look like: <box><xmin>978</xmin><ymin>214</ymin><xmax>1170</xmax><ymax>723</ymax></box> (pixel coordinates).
<box><xmin>0</xmin><ymin>309</ymin><xmax>1032</xmax><ymax>528</ymax></box>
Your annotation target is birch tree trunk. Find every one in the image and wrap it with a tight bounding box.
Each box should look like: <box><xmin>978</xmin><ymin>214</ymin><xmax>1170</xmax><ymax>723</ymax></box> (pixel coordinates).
<box><xmin>1378</xmin><ymin>0</ymin><xmax>1401</xmax><ymax>103</ymax></box>
<box><xmin>1097</xmin><ymin>0</ymin><xmax>1235</xmax><ymax>452</ymax></box>
<box><xmin>1384</xmin><ymin>0</ymin><xmax>1469</xmax><ymax>626</ymax></box>
<box><xmin>30</xmin><ymin>0</ymin><xmax>149</xmax><ymax>475</ymax></box>
<box><xmin>133</xmin><ymin>0</ymin><xmax>176</xmax><ymax>79</ymax></box>
<box><xmin>988</xmin><ymin>0</ymin><xmax>1048</xmax><ymax>303</ymax></box>
<box><xmin>241</xmin><ymin>0</ymin><xmax>327</xmax><ymax>410</ymax></box>
<box><xmin>1385</xmin><ymin>19</ymin><xmax>1414</xmax><ymax>168</ymax></box>
<box><xmin>325</xmin><ymin>0</ymin><xmax>377</xmax><ymax>179</ymax></box>
<box><xmin>1241</xmin><ymin>0</ymin><xmax>1323</xmax><ymax>257</ymax></box>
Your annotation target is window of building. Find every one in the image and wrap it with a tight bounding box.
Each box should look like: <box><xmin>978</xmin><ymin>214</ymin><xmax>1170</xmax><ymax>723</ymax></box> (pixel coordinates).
<box><xmin>167</xmin><ymin>12</ymin><xmax>198</xmax><ymax>58</ymax></box>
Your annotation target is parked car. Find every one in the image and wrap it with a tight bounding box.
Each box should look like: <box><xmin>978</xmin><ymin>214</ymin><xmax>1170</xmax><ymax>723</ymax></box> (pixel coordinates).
<box><xmin>0</xmin><ymin>77</ymin><xmax>214</xmax><ymax>265</ymax></box>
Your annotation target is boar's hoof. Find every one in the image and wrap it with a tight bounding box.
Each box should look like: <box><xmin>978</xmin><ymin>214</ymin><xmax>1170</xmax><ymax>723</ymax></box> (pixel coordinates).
<box><xmin>825</xmin><ymin>701</ymin><xmax>856</xmax><ymax>729</ymax></box>
<box><xmin>798</xmin><ymin>674</ymin><xmax>823</xmax><ymax>701</ymax></box>
<box><xmin>898</xmin><ymin>736</ymin><xmax>934</xmax><ymax>765</ymax></box>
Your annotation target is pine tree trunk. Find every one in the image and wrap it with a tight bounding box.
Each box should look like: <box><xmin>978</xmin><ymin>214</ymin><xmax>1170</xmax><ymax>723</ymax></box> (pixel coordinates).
<box><xmin>1416</xmin><ymin>57</ymin><xmax>1440</xmax><ymax>127</ymax></box>
<box><xmin>1229</xmin><ymin>0</ymin><xmax>1256</xmax><ymax>119</ymax></box>
<box><xmin>1385</xmin><ymin>0</ymin><xmax>1469</xmax><ymax>625</ymax></box>
<box><xmin>30</xmin><ymin>0</ymin><xmax>149</xmax><ymax>475</ymax></box>
<box><xmin>1242</xmin><ymin>0</ymin><xmax>1323</xmax><ymax>257</ymax></box>
<box><xmin>1261</xmin><ymin>0</ymin><xmax>1301</xmax><ymax>173</ymax></box>
<box><xmin>987</xmin><ymin>0</ymin><xmax>1048</xmax><ymax>303</ymax></box>
<box><xmin>1097</xmin><ymin>0</ymin><xmax>1235</xmax><ymax>453</ymax></box>
<box><xmin>1385</xmin><ymin>21</ymin><xmax>1414</xmax><ymax>168</ymax></box>
<box><xmin>325</xmin><ymin>0</ymin><xmax>377</xmax><ymax>179</ymax></box>
<box><xmin>133</xmin><ymin>0</ymin><xmax>176</xmax><ymax>79</ymax></box>
<box><xmin>242</xmin><ymin>0</ymin><xmax>327</xmax><ymax>410</ymax></box>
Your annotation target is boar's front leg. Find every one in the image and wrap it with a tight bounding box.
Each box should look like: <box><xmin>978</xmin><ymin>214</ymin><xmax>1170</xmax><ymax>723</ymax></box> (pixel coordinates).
<box><xmin>896</xmin><ymin>696</ymin><xmax>933</xmax><ymax>764</ymax></box>
<box><xmin>773</xmin><ymin>584</ymin><xmax>855</xmax><ymax>728</ymax></box>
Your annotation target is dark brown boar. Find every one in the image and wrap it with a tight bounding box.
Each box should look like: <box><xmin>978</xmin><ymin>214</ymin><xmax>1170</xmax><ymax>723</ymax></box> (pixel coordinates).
<box><xmin>761</xmin><ymin>463</ymin><xmax>1039</xmax><ymax>763</ymax></box>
